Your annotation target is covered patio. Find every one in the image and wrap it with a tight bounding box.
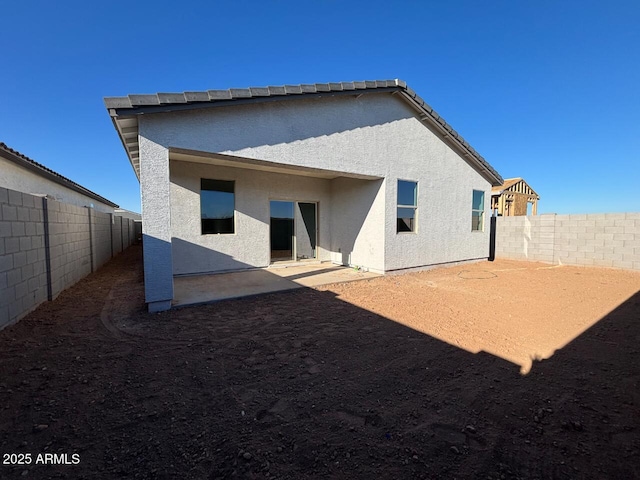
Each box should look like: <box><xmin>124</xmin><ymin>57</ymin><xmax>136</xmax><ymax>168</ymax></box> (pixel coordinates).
<box><xmin>172</xmin><ymin>262</ymin><xmax>379</xmax><ymax>307</ymax></box>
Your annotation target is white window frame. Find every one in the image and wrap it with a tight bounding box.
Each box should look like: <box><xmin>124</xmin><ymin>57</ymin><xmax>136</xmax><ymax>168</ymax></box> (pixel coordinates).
<box><xmin>397</xmin><ymin>180</ymin><xmax>418</xmax><ymax>234</ymax></box>
<box><xmin>472</xmin><ymin>190</ymin><xmax>485</xmax><ymax>232</ymax></box>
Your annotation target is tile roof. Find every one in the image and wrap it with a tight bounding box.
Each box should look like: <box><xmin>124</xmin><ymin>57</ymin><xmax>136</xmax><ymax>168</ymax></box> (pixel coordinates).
<box><xmin>105</xmin><ymin>79</ymin><xmax>503</xmax><ymax>185</ymax></box>
<box><xmin>0</xmin><ymin>142</ymin><xmax>119</xmax><ymax>208</ymax></box>
<box><xmin>105</xmin><ymin>80</ymin><xmax>404</xmax><ymax>109</ymax></box>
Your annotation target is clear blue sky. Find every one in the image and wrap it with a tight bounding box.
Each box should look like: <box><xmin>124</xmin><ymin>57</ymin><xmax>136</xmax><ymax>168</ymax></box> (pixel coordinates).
<box><xmin>2</xmin><ymin>1</ymin><xmax>638</xmax><ymax>214</ymax></box>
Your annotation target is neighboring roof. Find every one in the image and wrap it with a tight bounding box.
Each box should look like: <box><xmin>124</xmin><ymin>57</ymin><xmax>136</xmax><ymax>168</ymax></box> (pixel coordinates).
<box><xmin>105</xmin><ymin>79</ymin><xmax>503</xmax><ymax>186</ymax></box>
<box><xmin>0</xmin><ymin>142</ymin><xmax>119</xmax><ymax>208</ymax></box>
<box><xmin>492</xmin><ymin>177</ymin><xmax>522</xmax><ymax>192</ymax></box>
<box><xmin>114</xmin><ymin>208</ymin><xmax>142</xmax><ymax>221</ymax></box>
<box><xmin>491</xmin><ymin>177</ymin><xmax>539</xmax><ymax>199</ymax></box>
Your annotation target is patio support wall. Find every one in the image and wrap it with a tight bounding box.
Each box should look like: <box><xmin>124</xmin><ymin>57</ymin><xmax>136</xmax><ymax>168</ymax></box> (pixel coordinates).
<box><xmin>0</xmin><ymin>186</ymin><xmax>137</xmax><ymax>329</ymax></box>
<box><xmin>138</xmin><ymin>135</ymin><xmax>173</xmax><ymax>312</ymax></box>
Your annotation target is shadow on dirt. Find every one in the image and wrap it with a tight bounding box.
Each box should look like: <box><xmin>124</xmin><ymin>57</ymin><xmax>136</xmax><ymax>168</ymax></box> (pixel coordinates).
<box><xmin>0</xmin><ymin>246</ymin><xmax>638</xmax><ymax>479</ymax></box>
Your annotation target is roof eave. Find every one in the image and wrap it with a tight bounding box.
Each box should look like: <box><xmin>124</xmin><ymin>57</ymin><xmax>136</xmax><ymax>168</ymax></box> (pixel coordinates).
<box><xmin>396</xmin><ymin>90</ymin><xmax>503</xmax><ymax>186</ymax></box>
<box><xmin>109</xmin><ymin>110</ymin><xmax>141</xmax><ymax>181</ymax></box>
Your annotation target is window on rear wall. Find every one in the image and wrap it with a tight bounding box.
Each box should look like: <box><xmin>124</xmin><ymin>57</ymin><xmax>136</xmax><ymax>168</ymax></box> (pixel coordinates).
<box><xmin>397</xmin><ymin>180</ymin><xmax>417</xmax><ymax>233</ymax></box>
<box><xmin>201</xmin><ymin>179</ymin><xmax>235</xmax><ymax>234</ymax></box>
<box><xmin>472</xmin><ymin>190</ymin><xmax>485</xmax><ymax>231</ymax></box>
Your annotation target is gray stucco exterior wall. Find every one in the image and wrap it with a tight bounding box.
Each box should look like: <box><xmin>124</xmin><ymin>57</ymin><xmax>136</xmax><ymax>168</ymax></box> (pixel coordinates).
<box><xmin>139</xmin><ymin>137</ymin><xmax>173</xmax><ymax>312</ymax></box>
<box><xmin>329</xmin><ymin>177</ymin><xmax>386</xmax><ymax>272</ymax></box>
<box><xmin>170</xmin><ymin>161</ymin><xmax>333</xmax><ymax>274</ymax></box>
<box><xmin>138</xmin><ymin>92</ymin><xmax>494</xmax><ymax>309</ymax></box>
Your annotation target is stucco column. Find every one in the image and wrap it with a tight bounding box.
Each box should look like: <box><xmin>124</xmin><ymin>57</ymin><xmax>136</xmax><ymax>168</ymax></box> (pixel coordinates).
<box><xmin>139</xmin><ymin>136</ymin><xmax>173</xmax><ymax>312</ymax></box>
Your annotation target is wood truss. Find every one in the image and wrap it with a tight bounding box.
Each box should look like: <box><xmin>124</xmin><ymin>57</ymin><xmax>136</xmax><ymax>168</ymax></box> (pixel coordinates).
<box><xmin>491</xmin><ymin>178</ymin><xmax>539</xmax><ymax>216</ymax></box>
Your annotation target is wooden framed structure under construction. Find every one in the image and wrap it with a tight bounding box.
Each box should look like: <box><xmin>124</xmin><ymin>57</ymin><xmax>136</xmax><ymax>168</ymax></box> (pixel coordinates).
<box><xmin>491</xmin><ymin>178</ymin><xmax>539</xmax><ymax>216</ymax></box>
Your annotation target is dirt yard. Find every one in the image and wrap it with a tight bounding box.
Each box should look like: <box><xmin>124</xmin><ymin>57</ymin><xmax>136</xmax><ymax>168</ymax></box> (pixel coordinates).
<box><xmin>0</xmin><ymin>246</ymin><xmax>639</xmax><ymax>479</ymax></box>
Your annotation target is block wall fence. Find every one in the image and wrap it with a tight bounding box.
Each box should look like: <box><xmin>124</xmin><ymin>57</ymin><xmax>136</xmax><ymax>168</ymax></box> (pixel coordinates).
<box><xmin>495</xmin><ymin>213</ymin><xmax>640</xmax><ymax>270</ymax></box>
<box><xmin>0</xmin><ymin>186</ymin><xmax>139</xmax><ymax>329</ymax></box>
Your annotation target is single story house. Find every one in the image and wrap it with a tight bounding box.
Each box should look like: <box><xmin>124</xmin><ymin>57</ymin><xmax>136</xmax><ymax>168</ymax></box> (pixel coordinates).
<box><xmin>105</xmin><ymin>79</ymin><xmax>503</xmax><ymax>312</ymax></box>
<box><xmin>491</xmin><ymin>177</ymin><xmax>539</xmax><ymax>216</ymax></box>
<box><xmin>0</xmin><ymin>142</ymin><xmax>118</xmax><ymax>213</ymax></box>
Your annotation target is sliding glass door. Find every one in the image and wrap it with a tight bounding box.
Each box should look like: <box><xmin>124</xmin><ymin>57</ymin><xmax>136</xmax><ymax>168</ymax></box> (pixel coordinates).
<box><xmin>270</xmin><ymin>201</ymin><xmax>317</xmax><ymax>263</ymax></box>
<box><xmin>295</xmin><ymin>202</ymin><xmax>317</xmax><ymax>260</ymax></box>
<box><xmin>270</xmin><ymin>201</ymin><xmax>294</xmax><ymax>261</ymax></box>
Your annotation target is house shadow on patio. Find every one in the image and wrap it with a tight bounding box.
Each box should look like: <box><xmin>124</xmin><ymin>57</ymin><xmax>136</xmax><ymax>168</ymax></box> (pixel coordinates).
<box><xmin>173</xmin><ymin>265</ymin><xmax>379</xmax><ymax>307</ymax></box>
<box><xmin>170</xmin><ymin>238</ymin><xmax>379</xmax><ymax>307</ymax></box>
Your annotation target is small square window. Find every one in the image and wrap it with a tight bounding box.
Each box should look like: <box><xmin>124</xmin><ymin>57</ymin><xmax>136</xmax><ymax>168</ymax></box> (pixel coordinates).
<box><xmin>397</xmin><ymin>180</ymin><xmax>417</xmax><ymax>233</ymax></box>
<box><xmin>201</xmin><ymin>179</ymin><xmax>235</xmax><ymax>234</ymax></box>
<box><xmin>472</xmin><ymin>190</ymin><xmax>485</xmax><ymax>232</ymax></box>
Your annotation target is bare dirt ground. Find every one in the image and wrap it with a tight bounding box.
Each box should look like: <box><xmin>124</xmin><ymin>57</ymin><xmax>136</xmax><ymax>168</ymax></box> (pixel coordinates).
<box><xmin>0</xmin><ymin>246</ymin><xmax>639</xmax><ymax>479</ymax></box>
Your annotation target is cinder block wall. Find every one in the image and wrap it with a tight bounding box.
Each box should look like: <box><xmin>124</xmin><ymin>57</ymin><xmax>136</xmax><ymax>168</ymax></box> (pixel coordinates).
<box><xmin>48</xmin><ymin>200</ymin><xmax>92</xmax><ymax>298</ymax></box>
<box><xmin>496</xmin><ymin>213</ymin><xmax>640</xmax><ymax>270</ymax></box>
<box><xmin>123</xmin><ymin>218</ymin><xmax>130</xmax><ymax>247</ymax></box>
<box><xmin>92</xmin><ymin>210</ymin><xmax>113</xmax><ymax>270</ymax></box>
<box><xmin>0</xmin><ymin>189</ymin><xmax>48</xmax><ymax>324</ymax></box>
<box><xmin>112</xmin><ymin>216</ymin><xmax>123</xmax><ymax>255</ymax></box>
<box><xmin>0</xmin><ymin>186</ymin><xmax>138</xmax><ymax>329</ymax></box>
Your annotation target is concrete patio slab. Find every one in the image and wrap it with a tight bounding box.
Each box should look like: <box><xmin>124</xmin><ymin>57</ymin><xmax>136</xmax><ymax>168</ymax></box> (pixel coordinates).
<box><xmin>172</xmin><ymin>263</ymin><xmax>379</xmax><ymax>307</ymax></box>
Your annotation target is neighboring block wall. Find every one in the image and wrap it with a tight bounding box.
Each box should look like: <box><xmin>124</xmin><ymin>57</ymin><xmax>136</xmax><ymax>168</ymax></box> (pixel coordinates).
<box><xmin>0</xmin><ymin>187</ymin><xmax>138</xmax><ymax>329</ymax></box>
<box><xmin>122</xmin><ymin>219</ymin><xmax>131</xmax><ymax>247</ymax></box>
<box><xmin>112</xmin><ymin>216</ymin><xmax>123</xmax><ymax>254</ymax></box>
<box><xmin>494</xmin><ymin>214</ymin><xmax>555</xmax><ymax>263</ymax></box>
<box><xmin>495</xmin><ymin>213</ymin><xmax>640</xmax><ymax>270</ymax></box>
<box><xmin>48</xmin><ymin>200</ymin><xmax>92</xmax><ymax>298</ymax></box>
<box><xmin>0</xmin><ymin>189</ymin><xmax>48</xmax><ymax>325</ymax></box>
<box><xmin>92</xmin><ymin>210</ymin><xmax>113</xmax><ymax>270</ymax></box>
